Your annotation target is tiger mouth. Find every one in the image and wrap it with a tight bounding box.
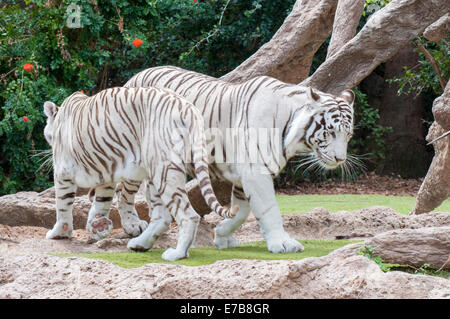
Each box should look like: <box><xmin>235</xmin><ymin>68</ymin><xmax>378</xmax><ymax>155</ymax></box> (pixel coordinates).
<box><xmin>316</xmin><ymin>152</ymin><xmax>343</xmax><ymax>170</ymax></box>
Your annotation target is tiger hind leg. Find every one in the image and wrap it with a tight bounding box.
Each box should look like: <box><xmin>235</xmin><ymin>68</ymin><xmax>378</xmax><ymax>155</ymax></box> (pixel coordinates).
<box><xmin>86</xmin><ymin>184</ymin><xmax>115</xmax><ymax>240</ymax></box>
<box><xmin>127</xmin><ymin>181</ymin><xmax>172</xmax><ymax>251</ymax></box>
<box><xmin>214</xmin><ymin>185</ymin><xmax>250</xmax><ymax>249</ymax></box>
<box><xmin>156</xmin><ymin>166</ymin><xmax>200</xmax><ymax>261</ymax></box>
<box><xmin>117</xmin><ymin>180</ymin><xmax>148</xmax><ymax>237</ymax></box>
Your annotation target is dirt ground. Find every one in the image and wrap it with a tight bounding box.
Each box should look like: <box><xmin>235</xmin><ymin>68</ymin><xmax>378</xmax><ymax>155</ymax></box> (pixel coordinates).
<box><xmin>0</xmin><ymin>174</ymin><xmax>448</xmax><ymax>299</ymax></box>
<box><xmin>1</xmin><ymin>205</ymin><xmax>449</xmax><ymax>256</ymax></box>
<box><xmin>277</xmin><ymin>172</ymin><xmax>422</xmax><ymax>196</ymax></box>
<box><xmin>0</xmin><ymin>174</ymin><xmax>431</xmax><ymax>256</ymax></box>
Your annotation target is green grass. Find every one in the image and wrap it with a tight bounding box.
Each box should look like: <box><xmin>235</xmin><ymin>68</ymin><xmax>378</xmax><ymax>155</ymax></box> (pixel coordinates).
<box><xmin>276</xmin><ymin>194</ymin><xmax>450</xmax><ymax>215</ymax></box>
<box><xmin>358</xmin><ymin>245</ymin><xmax>449</xmax><ymax>278</ymax></box>
<box><xmin>56</xmin><ymin>194</ymin><xmax>449</xmax><ymax>270</ymax></box>
<box><xmin>385</xmin><ymin>264</ymin><xmax>450</xmax><ymax>278</ymax></box>
<box><xmin>57</xmin><ymin>239</ymin><xmax>359</xmax><ymax>268</ymax></box>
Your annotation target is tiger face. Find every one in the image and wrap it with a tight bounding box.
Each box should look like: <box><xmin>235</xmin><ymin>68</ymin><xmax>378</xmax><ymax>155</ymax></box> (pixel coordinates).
<box><xmin>285</xmin><ymin>88</ymin><xmax>355</xmax><ymax>169</ymax></box>
<box><xmin>305</xmin><ymin>88</ymin><xmax>354</xmax><ymax>170</ymax></box>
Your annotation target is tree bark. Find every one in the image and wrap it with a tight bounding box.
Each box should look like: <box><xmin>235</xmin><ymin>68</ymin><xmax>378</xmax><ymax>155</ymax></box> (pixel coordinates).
<box><xmin>326</xmin><ymin>0</ymin><xmax>365</xmax><ymax>59</ymax></box>
<box><xmin>423</xmin><ymin>13</ymin><xmax>450</xmax><ymax>42</ymax></box>
<box><xmin>301</xmin><ymin>0</ymin><xmax>450</xmax><ymax>94</ymax></box>
<box><xmin>220</xmin><ymin>0</ymin><xmax>338</xmax><ymax>84</ymax></box>
<box><xmin>412</xmin><ymin>80</ymin><xmax>450</xmax><ymax>214</ymax></box>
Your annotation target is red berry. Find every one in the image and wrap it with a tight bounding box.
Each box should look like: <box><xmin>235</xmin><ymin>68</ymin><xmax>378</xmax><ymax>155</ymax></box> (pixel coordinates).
<box><xmin>23</xmin><ymin>116</ymin><xmax>29</xmax><ymax>122</ymax></box>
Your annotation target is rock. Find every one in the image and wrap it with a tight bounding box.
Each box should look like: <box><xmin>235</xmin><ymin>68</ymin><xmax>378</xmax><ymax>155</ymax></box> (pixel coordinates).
<box><xmin>0</xmin><ymin>191</ymin><xmax>87</xmax><ymax>229</ymax></box>
<box><xmin>38</xmin><ymin>187</ymin><xmax>90</xmax><ymax>198</ymax></box>
<box><xmin>238</xmin><ymin>206</ymin><xmax>450</xmax><ymax>241</ymax></box>
<box><xmin>0</xmin><ymin>190</ymin><xmax>148</xmax><ymax>230</ymax></box>
<box><xmin>0</xmin><ymin>241</ymin><xmax>449</xmax><ymax>299</ymax></box>
<box><xmin>365</xmin><ymin>226</ymin><xmax>450</xmax><ymax>269</ymax></box>
<box><xmin>96</xmin><ymin>238</ymin><xmax>129</xmax><ymax>250</ymax></box>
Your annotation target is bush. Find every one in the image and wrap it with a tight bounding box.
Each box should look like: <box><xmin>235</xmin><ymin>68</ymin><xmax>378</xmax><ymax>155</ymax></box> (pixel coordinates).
<box><xmin>387</xmin><ymin>37</ymin><xmax>449</xmax><ymax>97</ymax></box>
<box><xmin>0</xmin><ymin>0</ymin><xmax>296</xmax><ymax>195</ymax></box>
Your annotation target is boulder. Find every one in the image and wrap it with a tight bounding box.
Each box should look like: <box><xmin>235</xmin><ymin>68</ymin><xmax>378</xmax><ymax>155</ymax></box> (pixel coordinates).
<box><xmin>365</xmin><ymin>226</ymin><xmax>450</xmax><ymax>269</ymax></box>
<box><xmin>0</xmin><ymin>190</ymin><xmax>150</xmax><ymax>230</ymax></box>
<box><xmin>235</xmin><ymin>206</ymin><xmax>450</xmax><ymax>241</ymax></box>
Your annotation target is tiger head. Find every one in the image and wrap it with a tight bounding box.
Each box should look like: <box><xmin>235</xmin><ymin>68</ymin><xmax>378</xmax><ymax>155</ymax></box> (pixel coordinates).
<box><xmin>43</xmin><ymin>101</ymin><xmax>59</xmax><ymax>146</ymax></box>
<box><xmin>285</xmin><ymin>87</ymin><xmax>354</xmax><ymax>170</ymax></box>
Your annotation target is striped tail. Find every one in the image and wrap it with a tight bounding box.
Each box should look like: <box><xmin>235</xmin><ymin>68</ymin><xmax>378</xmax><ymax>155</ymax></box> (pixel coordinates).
<box><xmin>190</xmin><ymin>112</ymin><xmax>239</xmax><ymax>219</ymax></box>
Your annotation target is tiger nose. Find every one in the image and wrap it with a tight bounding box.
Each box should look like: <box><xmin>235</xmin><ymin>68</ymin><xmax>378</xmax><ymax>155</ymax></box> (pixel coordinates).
<box><xmin>334</xmin><ymin>156</ymin><xmax>345</xmax><ymax>163</ymax></box>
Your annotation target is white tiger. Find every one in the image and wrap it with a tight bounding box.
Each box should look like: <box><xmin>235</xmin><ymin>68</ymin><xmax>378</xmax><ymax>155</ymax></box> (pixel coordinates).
<box><xmin>110</xmin><ymin>66</ymin><xmax>355</xmax><ymax>254</ymax></box>
<box><xmin>43</xmin><ymin>86</ymin><xmax>238</xmax><ymax>261</ymax></box>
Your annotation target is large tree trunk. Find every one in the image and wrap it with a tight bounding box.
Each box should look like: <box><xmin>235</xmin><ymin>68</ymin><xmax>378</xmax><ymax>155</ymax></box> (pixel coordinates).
<box><xmin>220</xmin><ymin>0</ymin><xmax>338</xmax><ymax>84</ymax></box>
<box><xmin>301</xmin><ymin>0</ymin><xmax>450</xmax><ymax>94</ymax></box>
<box><xmin>412</xmin><ymin>81</ymin><xmax>450</xmax><ymax>214</ymax></box>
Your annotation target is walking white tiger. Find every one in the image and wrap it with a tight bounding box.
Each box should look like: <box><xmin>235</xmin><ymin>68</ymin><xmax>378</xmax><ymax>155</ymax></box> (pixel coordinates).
<box><xmin>43</xmin><ymin>86</ymin><xmax>238</xmax><ymax>261</ymax></box>
<box><xmin>112</xmin><ymin>66</ymin><xmax>355</xmax><ymax>254</ymax></box>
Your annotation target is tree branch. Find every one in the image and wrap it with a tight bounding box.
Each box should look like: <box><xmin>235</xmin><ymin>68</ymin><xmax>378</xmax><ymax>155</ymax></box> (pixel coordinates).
<box><xmin>423</xmin><ymin>13</ymin><xmax>449</xmax><ymax>42</ymax></box>
<box><xmin>301</xmin><ymin>0</ymin><xmax>450</xmax><ymax>95</ymax></box>
<box><xmin>220</xmin><ymin>0</ymin><xmax>338</xmax><ymax>84</ymax></box>
<box><xmin>326</xmin><ymin>0</ymin><xmax>365</xmax><ymax>59</ymax></box>
<box><xmin>415</xmin><ymin>41</ymin><xmax>447</xmax><ymax>91</ymax></box>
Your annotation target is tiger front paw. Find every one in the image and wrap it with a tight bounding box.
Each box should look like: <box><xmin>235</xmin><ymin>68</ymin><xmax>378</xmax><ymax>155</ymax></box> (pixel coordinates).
<box><xmin>267</xmin><ymin>233</ymin><xmax>304</xmax><ymax>253</ymax></box>
<box><xmin>46</xmin><ymin>222</ymin><xmax>72</xmax><ymax>239</ymax></box>
<box><xmin>122</xmin><ymin>217</ymin><xmax>148</xmax><ymax>237</ymax></box>
<box><xmin>161</xmin><ymin>248</ymin><xmax>188</xmax><ymax>261</ymax></box>
<box><xmin>214</xmin><ymin>229</ymin><xmax>239</xmax><ymax>249</ymax></box>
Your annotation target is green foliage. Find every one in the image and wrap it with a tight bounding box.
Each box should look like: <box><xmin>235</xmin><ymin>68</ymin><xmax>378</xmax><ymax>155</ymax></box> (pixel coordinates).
<box><xmin>362</xmin><ymin>0</ymin><xmax>391</xmax><ymax>17</ymax></box>
<box><xmin>358</xmin><ymin>245</ymin><xmax>390</xmax><ymax>272</ymax></box>
<box><xmin>387</xmin><ymin>37</ymin><xmax>449</xmax><ymax>96</ymax></box>
<box><xmin>350</xmin><ymin>88</ymin><xmax>392</xmax><ymax>163</ymax></box>
<box><xmin>358</xmin><ymin>245</ymin><xmax>450</xmax><ymax>278</ymax></box>
<box><xmin>388</xmin><ymin>263</ymin><xmax>450</xmax><ymax>278</ymax></box>
<box><xmin>0</xmin><ymin>0</ymin><xmax>295</xmax><ymax>195</ymax></box>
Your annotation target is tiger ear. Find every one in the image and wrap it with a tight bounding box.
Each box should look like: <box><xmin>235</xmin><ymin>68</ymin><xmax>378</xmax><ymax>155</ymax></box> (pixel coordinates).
<box><xmin>339</xmin><ymin>89</ymin><xmax>355</xmax><ymax>105</ymax></box>
<box><xmin>306</xmin><ymin>87</ymin><xmax>321</xmax><ymax>103</ymax></box>
<box><xmin>43</xmin><ymin>101</ymin><xmax>58</xmax><ymax>120</ymax></box>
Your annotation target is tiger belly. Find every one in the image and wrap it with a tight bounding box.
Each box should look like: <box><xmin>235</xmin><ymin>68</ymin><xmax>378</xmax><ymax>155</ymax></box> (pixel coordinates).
<box><xmin>70</xmin><ymin>161</ymin><xmax>148</xmax><ymax>188</ymax></box>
